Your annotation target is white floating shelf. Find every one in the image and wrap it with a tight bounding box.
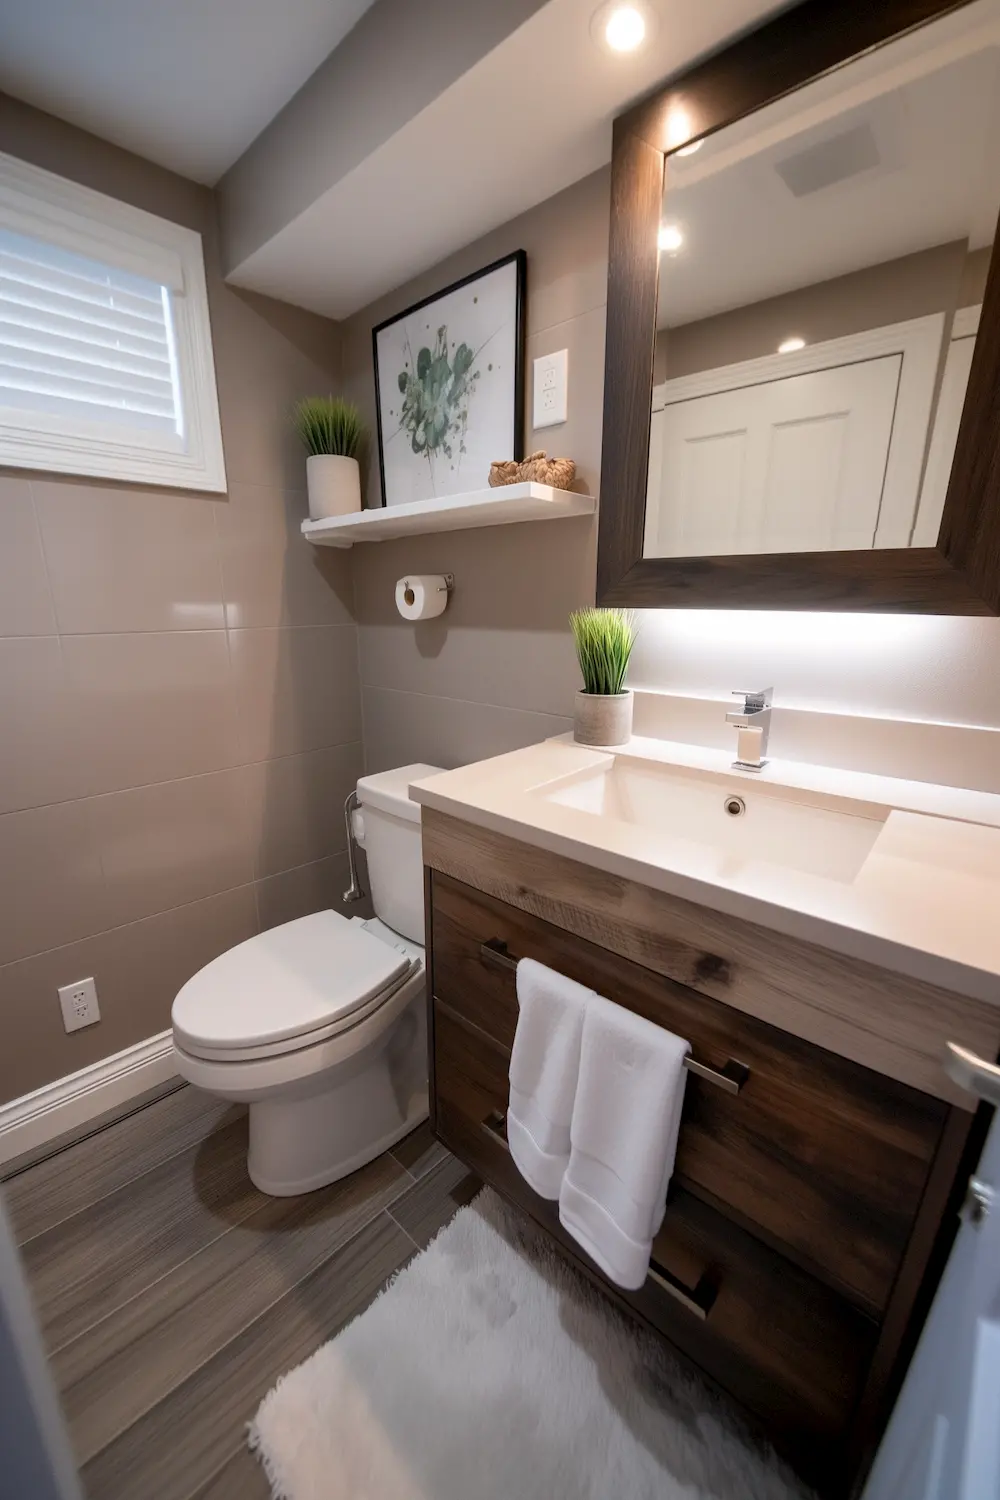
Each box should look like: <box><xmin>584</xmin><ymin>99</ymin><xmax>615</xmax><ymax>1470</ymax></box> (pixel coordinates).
<box><xmin>301</xmin><ymin>482</ymin><xmax>595</xmax><ymax>548</ymax></box>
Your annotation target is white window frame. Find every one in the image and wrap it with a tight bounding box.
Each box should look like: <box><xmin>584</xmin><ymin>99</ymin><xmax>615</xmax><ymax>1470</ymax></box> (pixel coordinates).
<box><xmin>0</xmin><ymin>150</ymin><xmax>227</xmax><ymax>492</ymax></box>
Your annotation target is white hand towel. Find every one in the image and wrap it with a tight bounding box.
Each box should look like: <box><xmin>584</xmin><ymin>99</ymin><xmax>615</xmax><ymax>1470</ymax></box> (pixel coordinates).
<box><xmin>506</xmin><ymin>958</ymin><xmax>593</xmax><ymax>1200</ymax></box>
<box><xmin>559</xmin><ymin>995</ymin><xmax>689</xmax><ymax>1290</ymax></box>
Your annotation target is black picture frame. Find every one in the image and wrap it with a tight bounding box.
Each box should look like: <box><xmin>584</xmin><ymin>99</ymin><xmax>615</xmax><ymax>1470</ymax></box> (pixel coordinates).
<box><xmin>371</xmin><ymin>249</ymin><xmax>527</xmax><ymax>509</ymax></box>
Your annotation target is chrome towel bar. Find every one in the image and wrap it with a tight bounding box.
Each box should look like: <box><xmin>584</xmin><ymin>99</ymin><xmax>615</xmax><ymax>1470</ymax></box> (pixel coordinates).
<box><xmin>480</xmin><ymin>1109</ymin><xmax>717</xmax><ymax>1319</ymax></box>
<box><xmin>479</xmin><ymin>937</ymin><xmax>749</xmax><ymax>1096</ymax></box>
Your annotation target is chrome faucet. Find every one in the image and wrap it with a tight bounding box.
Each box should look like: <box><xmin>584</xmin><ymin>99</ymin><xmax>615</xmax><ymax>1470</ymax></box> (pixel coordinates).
<box><xmin>725</xmin><ymin>688</ymin><xmax>773</xmax><ymax>771</ymax></box>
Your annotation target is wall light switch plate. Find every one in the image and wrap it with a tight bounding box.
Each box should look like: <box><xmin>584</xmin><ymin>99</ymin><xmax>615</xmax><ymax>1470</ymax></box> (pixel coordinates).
<box><xmin>533</xmin><ymin>348</ymin><xmax>568</xmax><ymax>429</ymax></box>
<box><xmin>59</xmin><ymin>977</ymin><xmax>100</xmax><ymax>1034</ymax></box>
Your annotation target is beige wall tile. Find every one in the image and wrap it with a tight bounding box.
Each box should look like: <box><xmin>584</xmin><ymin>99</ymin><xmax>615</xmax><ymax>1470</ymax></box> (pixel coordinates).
<box><xmin>0</xmin><ymin>96</ymin><xmax>355</xmax><ymax>1099</ymax></box>
<box><xmin>0</xmin><ymin>801</ymin><xmax>109</xmax><ymax>966</ymax></box>
<box><xmin>360</xmin><ymin>620</ymin><xmax>579</xmax><ymax>717</ymax></box>
<box><xmin>0</xmin><ymin>886</ymin><xmax>258</xmax><ymax>1105</ymax></box>
<box><xmin>255</xmin><ymin>853</ymin><xmax>356</xmax><ymax>932</ymax></box>
<box><xmin>362</xmin><ymin>684</ymin><xmax>571</xmax><ymax>774</ymax></box>
<box><xmin>244</xmin><ymin>742</ymin><xmax>364</xmax><ymax>879</ymax></box>
<box><xmin>210</xmin><ymin>285</ymin><xmax>342</xmax><ymax>493</ymax></box>
<box><xmin>0</xmin><ymin>638</ymin><xmax>83</xmax><ymax>814</ymax></box>
<box><xmin>229</xmin><ymin>625</ymin><xmax>362</xmax><ymax>763</ymax></box>
<box><xmin>62</xmin><ymin>631</ymin><xmax>243</xmax><ymax>796</ymax></box>
<box><xmin>215</xmin><ymin>483</ymin><xmax>354</xmax><ymax>629</ymax></box>
<box><xmin>93</xmin><ymin>769</ymin><xmax>257</xmax><ymax>929</ymax></box>
<box><xmin>0</xmin><ymin>928</ymin><xmax>139</xmax><ymax>1106</ymax></box>
<box><xmin>0</xmin><ymin>478</ymin><xmax>56</xmax><ymax>636</ymax></box>
<box><xmin>150</xmin><ymin>882</ymin><xmax>259</xmax><ymax>1012</ymax></box>
<box><xmin>351</xmin><ymin>515</ymin><xmax>594</xmax><ymax>717</ymax></box>
<box><xmin>33</xmin><ymin>480</ymin><xmax>226</xmax><ymax>635</ymax></box>
<box><xmin>352</xmin><ymin>515</ymin><xmax>596</xmax><ymax>632</ymax></box>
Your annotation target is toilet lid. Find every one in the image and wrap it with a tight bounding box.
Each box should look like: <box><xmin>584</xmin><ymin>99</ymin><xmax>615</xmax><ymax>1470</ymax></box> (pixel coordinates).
<box><xmin>171</xmin><ymin>910</ymin><xmax>410</xmax><ymax>1057</ymax></box>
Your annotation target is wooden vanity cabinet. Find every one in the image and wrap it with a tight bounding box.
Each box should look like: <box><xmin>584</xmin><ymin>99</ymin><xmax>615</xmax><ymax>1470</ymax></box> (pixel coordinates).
<box><xmin>422</xmin><ymin>809</ymin><xmax>999</xmax><ymax>1497</ymax></box>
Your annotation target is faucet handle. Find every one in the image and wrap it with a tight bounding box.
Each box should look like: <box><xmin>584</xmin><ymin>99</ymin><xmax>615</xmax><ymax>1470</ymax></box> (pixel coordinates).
<box><xmin>732</xmin><ymin>687</ymin><xmax>773</xmax><ymax>713</ymax></box>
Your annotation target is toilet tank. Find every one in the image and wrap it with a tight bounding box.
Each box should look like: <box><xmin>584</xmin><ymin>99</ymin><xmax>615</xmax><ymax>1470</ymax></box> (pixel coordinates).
<box><xmin>354</xmin><ymin>765</ymin><xmax>443</xmax><ymax>944</ymax></box>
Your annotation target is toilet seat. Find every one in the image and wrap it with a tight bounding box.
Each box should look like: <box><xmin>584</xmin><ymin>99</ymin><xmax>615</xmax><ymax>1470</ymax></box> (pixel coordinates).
<box><xmin>173</xmin><ymin>962</ymin><xmax>427</xmax><ymax>1099</ymax></box>
<box><xmin>172</xmin><ymin>910</ymin><xmax>418</xmax><ymax>1064</ymax></box>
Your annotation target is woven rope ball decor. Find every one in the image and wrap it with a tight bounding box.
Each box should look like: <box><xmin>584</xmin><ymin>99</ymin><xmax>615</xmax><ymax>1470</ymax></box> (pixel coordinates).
<box><xmin>488</xmin><ymin>450</ymin><xmax>577</xmax><ymax>491</ymax></box>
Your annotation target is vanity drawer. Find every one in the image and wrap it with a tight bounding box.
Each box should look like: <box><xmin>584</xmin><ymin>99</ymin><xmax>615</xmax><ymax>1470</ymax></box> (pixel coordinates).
<box><xmin>433</xmin><ymin>998</ymin><xmax>877</xmax><ymax>1476</ymax></box>
<box><xmin>429</xmin><ymin>870</ymin><xmax>947</xmax><ymax>1314</ymax></box>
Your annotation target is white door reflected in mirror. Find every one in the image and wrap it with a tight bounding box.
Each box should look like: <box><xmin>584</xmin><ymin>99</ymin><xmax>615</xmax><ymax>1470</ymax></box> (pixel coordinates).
<box><xmin>644</xmin><ymin>0</ymin><xmax>1000</xmax><ymax>559</ymax></box>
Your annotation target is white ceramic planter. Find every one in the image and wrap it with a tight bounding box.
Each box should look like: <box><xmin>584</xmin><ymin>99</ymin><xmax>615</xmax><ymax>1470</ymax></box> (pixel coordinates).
<box><xmin>573</xmin><ymin>689</ymin><xmax>633</xmax><ymax>747</ymax></box>
<box><xmin>306</xmin><ymin>455</ymin><xmax>362</xmax><ymax>520</ymax></box>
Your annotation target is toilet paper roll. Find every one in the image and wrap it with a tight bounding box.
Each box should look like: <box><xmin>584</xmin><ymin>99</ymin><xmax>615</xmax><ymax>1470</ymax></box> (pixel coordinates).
<box><xmin>395</xmin><ymin>574</ymin><xmax>449</xmax><ymax>621</ymax></box>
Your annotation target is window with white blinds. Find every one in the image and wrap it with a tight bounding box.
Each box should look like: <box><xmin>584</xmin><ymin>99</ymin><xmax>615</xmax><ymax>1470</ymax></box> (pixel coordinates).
<box><xmin>0</xmin><ymin>151</ymin><xmax>226</xmax><ymax>491</ymax></box>
<box><xmin>0</xmin><ymin>228</ymin><xmax>183</xmax><ymax>435</ymax></box>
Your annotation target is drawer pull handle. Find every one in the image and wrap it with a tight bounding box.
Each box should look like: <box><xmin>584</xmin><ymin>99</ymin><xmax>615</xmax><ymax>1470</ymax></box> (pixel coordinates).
<box><xmin>479</xmin><ymin>940</ymin><xmax>748</xmax><ymax>1095</ymax></box>
<box><xmin>480</xmin><ymin>938</ymin><xmax>518</xmax><ymax>974</ymax></box>
<box><xmin>646</xmin><ymin>1261</ymin><xmax>717</xmax><ymax>1321</ymax></box>
<box><xmin>483</xmin><ymin>1108</ymin><xmax>508</xmax><ymax>1141</ymax></box>
<box><xmin>683</xmin><ymin>1057</ymin><xmax>749</xmax><ymax>1095</ymax></box>
<box><xmin>480</xmin><ymin>1107</ymin><xmax>716</xmax><ymax>1321</ymax></box>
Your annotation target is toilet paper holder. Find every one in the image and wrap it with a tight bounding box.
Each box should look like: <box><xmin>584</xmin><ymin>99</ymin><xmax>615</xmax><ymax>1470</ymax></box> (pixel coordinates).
<box><xmin>398</xmin><ymin>573</ymin><xmax>454</xmax><ymax>610</ymax></box>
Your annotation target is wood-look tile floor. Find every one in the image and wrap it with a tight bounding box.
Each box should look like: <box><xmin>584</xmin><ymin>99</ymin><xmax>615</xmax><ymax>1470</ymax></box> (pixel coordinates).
<box><xmin>3</xmin><ymin>1085</ymin><xmax>479</xmax><ymax>1500</ymax></box>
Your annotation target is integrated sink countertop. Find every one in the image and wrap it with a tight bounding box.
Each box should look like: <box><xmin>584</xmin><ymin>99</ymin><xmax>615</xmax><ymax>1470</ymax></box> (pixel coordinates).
<box><xmin>410</xmin><ymin>735</ymin><xmax>1000</xmax><ymax>1005</ymax></box>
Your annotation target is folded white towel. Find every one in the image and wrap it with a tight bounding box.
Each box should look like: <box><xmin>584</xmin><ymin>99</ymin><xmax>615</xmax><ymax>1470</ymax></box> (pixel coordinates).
<box><xmin>559</xmin><ymin>996</ymin><xmax>689</xmax><ymax>1290</ymax></box>
<box><xmin>506</xmin><ymin>958</ymin><xmax>593</xmax><ymax>1200</ymax></box>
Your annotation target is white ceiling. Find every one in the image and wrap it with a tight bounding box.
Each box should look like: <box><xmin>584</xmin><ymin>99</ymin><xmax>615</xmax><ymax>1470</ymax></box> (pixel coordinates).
<box><xmin>0</xmin><ymin>0</ymin><xmax>377</xmax><ymax>184</ymax></box>
<box><xmin>224</xmin><ymin>0</ymin><xmax>787</xmax><ymax>318</ymax></box>
<box><xmin>658</xmin><ymin>2</ymin><xmax>1000</xmax><ymax>326</ymax></box>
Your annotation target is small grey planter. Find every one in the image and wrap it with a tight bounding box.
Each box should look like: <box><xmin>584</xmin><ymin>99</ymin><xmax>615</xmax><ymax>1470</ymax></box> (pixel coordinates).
<box><xmin>573</xmin><ymin>689</ymin><xmax>633</xmax><ymax>747</ymax></box>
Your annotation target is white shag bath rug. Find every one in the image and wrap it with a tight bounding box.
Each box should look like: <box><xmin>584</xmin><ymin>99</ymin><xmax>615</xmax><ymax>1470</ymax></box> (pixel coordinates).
<box><xmin>249</xmin><ymin>1189</ymin><xmax>811</xmax><ymax>1500</ymax></box>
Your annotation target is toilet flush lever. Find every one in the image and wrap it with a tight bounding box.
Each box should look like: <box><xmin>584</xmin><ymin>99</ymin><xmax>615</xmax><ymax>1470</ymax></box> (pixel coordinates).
<box><xmin>342</xmin><ymin>790</ymin><xmax>365</xmax><ymax>904</ymax></box>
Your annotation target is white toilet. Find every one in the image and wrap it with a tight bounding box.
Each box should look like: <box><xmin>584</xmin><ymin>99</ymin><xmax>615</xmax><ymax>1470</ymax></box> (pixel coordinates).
<box><xmin>171</xmin><ymin>764</ymin><xmax>442</xmax><ymax>1195</ymax></box>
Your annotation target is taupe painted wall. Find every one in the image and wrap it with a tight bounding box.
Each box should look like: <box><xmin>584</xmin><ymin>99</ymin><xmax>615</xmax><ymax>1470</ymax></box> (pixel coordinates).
<box><xmin>0</xmin><ymin>95</ymin><xmax>360</xmax><ymax>1104</ymax></box>
<box><xmin>220</xmin><ymin>0</ymin><xmax>549</xmax><ymax>274</ymax></box>
<box><xmin>343</xmin><ymin>162</ymin><xmax>1000</xmax><ymax>781</ymax></box>
<box><xmin>341</xmin><ymin>168</ymin><xmax>609</xmax><ymax>773</ymax></box>
<box><xmin>653</xmin><ymin>241</ymin><xmax>991</xmax><ymax>382</ymax></box>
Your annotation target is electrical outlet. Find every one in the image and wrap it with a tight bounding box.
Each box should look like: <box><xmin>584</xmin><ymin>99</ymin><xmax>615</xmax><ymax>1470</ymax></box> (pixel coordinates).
<box><xmin>533</xmin><ymin>349</ymin><xmax>568</xmax><ymax>429</ymax></box>
<box><xmin>58</xmin><ymin>977</ymin><xmax>100</xmax><ymax>1034</ymax></box>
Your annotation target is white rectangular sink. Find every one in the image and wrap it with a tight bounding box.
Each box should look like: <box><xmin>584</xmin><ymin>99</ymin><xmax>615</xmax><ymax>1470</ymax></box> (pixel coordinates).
<box><xmin>532</xmin><ymin>754</ymin><xmax>888</xmax><ymax>884</ymax></box>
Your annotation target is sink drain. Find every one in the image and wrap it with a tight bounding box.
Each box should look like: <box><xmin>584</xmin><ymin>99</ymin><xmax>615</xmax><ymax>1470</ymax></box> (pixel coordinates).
<box><xmin>724</xmin><ymin>795</ymin><xmax>746</xmax><ymax>817</ymax></box>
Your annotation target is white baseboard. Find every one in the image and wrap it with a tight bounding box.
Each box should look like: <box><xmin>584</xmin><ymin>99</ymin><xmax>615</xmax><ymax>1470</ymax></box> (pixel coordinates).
<box><xmin>0</xmin><ymin>1031</ymin><xmax>179</xmax><ymax>1168</ymax></box>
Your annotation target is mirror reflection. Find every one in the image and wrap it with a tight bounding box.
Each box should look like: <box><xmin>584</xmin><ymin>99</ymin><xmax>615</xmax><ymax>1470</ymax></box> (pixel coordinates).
<box><xmin>644</xmin><ymin>1</ymin><xmax>1000</xmax><ymax>559</ymax></box>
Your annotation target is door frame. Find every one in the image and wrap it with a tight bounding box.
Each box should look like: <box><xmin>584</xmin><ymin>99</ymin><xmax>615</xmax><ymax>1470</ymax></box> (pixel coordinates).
<box><xmin>913</xmin><ymin>305</ymin><xmax>983</xmax><ymax>546</ymax></box>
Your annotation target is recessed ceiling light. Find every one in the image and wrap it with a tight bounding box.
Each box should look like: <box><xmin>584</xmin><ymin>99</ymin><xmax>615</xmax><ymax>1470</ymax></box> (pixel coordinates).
<box><xmin>605</xmin><ymin>5</ymin><xmax>646</xmax><ymax>51</ymax></box>
<box><xmin>675</xmin><ymin>140</ymin><xmax>703</xmax><ymax>158</ymax></box>
<box><xmin>778</xmin><ymin>336</ymin><xmax>806</xmax><ymax>354</ymax></box>
<box><xmin>658</xmin><ymin>223</ymin><xmax>684</xmax><ymax>253</ymax></box>
<box><xmin>590</xmin><ymin>2</ymin><xmax>656</xmax><ymax>55</ymax></box>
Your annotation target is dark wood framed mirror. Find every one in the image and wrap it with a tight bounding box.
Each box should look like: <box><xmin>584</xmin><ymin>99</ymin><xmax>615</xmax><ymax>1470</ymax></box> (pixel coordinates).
<box><xmin>598</xmin><ymin>0</ymin><xmax>1000</xmax><ymax>613</ymax></box>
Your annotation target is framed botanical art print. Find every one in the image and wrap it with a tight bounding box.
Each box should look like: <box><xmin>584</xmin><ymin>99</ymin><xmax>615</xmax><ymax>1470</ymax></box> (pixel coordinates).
<box><xmin>372</xmin><ymin>250</ymin><xmax>526</xmax><ymax>508</ymax></box>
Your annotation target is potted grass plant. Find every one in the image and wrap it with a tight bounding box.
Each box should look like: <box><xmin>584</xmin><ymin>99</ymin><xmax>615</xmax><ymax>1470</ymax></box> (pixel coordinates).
<box><xmin>570</xmin><ymin>607</ymin><xmax>638</xmax><ymax>747</ymax></box>
<box><xmin>294</xmin><ymin>396</ymin><xmax>367</xmax><ymax>520</ymax></box>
